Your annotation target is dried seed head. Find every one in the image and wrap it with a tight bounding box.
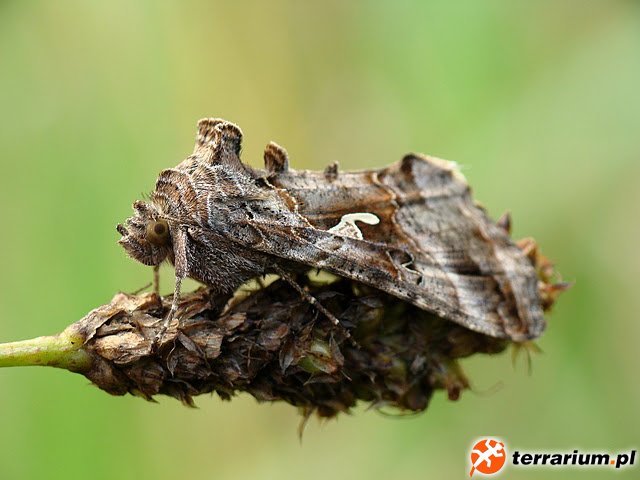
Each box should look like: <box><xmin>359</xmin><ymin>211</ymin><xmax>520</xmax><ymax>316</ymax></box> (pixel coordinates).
<box><xmin>58</xmin><ymin>277</ymin><xmax>514</xmax><ymax>417</ymax></box>
<box><xmin>0</xmin><ymin>236</ymin><xmax>565</xmax><ymax>422</ymax></box>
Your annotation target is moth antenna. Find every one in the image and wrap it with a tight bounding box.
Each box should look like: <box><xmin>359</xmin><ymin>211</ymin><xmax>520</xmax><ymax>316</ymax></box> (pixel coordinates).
<box><xmin>324</xmin><ymin>161</ymin><xmax>339</xmax><ymax>181</ymax></box>
<box><xmin>264</xmin><ymin>141</ymin><xmax>289</xmax><ymax>174</ymax></box>
<box><xmin>496</xmin><ymin>211</ymin><xmax>512</xmax><ymax>234</ymax></box>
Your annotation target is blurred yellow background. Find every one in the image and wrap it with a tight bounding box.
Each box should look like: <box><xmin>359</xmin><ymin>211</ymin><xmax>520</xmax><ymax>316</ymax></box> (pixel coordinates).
<box><xmin>0</xmin><ymin>1</ymin><xmax>638</xmax><ymax>479</ymax></box>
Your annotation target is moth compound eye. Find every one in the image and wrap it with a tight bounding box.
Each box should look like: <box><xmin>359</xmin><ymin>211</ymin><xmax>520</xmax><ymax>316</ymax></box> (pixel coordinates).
<box><xmin>146</xmin><ymin>219</ymin><xmax>170</xmax><ymax>246</ymax></box>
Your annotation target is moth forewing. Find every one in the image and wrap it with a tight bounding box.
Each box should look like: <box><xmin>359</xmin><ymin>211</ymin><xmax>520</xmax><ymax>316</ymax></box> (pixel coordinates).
<box><xmin>263</xmin><ymin>154</ymin><xmax>544</xmax><ymax>341</ymax></box>
<box><xmin>118</xmin><ymin>118</ymin><xmax>546</xmax><ymax>343</ymax></box>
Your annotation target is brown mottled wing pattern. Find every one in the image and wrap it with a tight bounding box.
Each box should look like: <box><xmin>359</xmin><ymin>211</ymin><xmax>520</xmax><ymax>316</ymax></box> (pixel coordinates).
<box><xmin>148</xmin><ymin>121</ymin><xmax>543</xmax><ymax>341</ymax></box>
<box><xmin>246</xmin><ymin>154</ymin><xmax>544</xmax><ymax>341</ymax></box>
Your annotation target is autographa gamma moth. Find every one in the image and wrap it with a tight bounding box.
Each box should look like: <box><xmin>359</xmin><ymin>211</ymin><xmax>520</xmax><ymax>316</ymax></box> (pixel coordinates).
<box><xmin>117</xmin><ymin>118</ymin><xmax>544</xmax><ymax>342</ymax></box>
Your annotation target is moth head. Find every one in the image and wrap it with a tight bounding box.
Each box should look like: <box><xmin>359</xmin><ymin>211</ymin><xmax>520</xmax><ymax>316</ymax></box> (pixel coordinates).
<box><xmin>117</xmin><ymin>200</ymin><xmax>172</xmax><ymax>266</ymax></box>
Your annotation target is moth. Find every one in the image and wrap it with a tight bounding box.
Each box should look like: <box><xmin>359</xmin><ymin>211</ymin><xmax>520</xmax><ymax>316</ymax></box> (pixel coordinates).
<box><xmin>117</xmin><ymin>118</ymin><xmax>544</xmax><ymax>342</ymax></box>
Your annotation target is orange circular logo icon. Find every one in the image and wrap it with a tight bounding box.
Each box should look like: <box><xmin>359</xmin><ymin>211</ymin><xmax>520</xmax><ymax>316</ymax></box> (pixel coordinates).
<box><xmin>470</xmin><ymin>438</ymin><xmax>506</xmax><ymax>477</ymax></box>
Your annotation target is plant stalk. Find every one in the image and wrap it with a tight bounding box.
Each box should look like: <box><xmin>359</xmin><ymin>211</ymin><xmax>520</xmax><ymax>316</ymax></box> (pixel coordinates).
<box><xmin>0</xmin><ymin>332</ymin><xmax>91</xmax><ymax>372</ymax></box>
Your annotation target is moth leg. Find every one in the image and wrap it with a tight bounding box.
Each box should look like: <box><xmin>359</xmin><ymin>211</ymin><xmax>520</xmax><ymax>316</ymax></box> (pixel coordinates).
<box><xmin>273</xmin><ymin>265</ymin><xmax>359</xmax><ymax>348</ymax></box>
<box><xmin>153</xmin><ymin>265</ymin><xmax>160</xmax><ymax>296</ymax></box>
<box><xmin>130</xmin><ymin>282</ymin><xmax>152</xmax><ymax>296</ymax></box>
<box><xmin>168</xmin><ymin>275</ymin><xmax>184</xmax><ymax>319</ymax></box>
<box><xmin>156</xmin><ymin>227</ymin><xmax>188</xmax><ymax>347</ymax></box>
<box><xmin>153</xmin><ymin>275</ymin><xmax>184</xmax><ymax>353</ymax></box>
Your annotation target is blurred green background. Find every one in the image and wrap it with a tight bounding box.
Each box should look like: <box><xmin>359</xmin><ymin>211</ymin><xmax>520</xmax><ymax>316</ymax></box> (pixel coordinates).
<box><xmin>0</xmin><ymin>1</ymin><xmax>638</xmax><ymax>479</ymax></box>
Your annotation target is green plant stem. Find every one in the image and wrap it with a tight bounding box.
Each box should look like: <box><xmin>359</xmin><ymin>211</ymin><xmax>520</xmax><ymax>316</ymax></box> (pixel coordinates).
<box><xmin>0</xmin><ymin>332</ymin><xmax>91</xmax><ymax>372</ymax></box>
